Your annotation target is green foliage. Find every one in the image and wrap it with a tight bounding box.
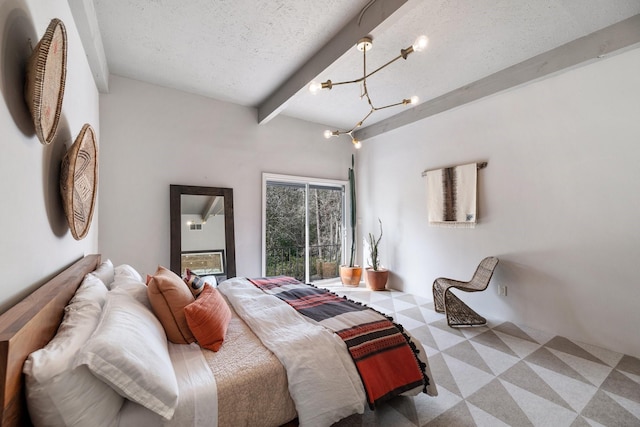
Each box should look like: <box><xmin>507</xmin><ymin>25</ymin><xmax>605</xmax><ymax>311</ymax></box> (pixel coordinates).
<box><xmin>348</xmin><ymin>154</ymin><xmax>357</xmax><ymax>267</ymax></box>
<box><xmin>265</xmin><ymin>183</ymin><xmax>343</xmax><ymax>279</ymax></box>
<box><xmin>367</xmin><ymin>219</ymin><xmax>383</xmax><ymax>271</ymax></box>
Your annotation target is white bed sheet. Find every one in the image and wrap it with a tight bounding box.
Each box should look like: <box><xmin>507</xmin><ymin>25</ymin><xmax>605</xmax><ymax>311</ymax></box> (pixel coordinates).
<box><xmin>117</xmin><ymin>342</ymin><xmax>217</xmax><ymax>427</ymax></box>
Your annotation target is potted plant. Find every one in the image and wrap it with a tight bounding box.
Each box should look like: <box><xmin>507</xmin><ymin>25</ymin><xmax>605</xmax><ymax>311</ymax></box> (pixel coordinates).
<box><xmin>339</xmin><ymin>155</ymin><xmax>362</xmax><ymax>286</ymax></box>
<box><xmin>365</xmin><ymin>219</ymin><xmax>389</xmax><ymax>291</ymax></box>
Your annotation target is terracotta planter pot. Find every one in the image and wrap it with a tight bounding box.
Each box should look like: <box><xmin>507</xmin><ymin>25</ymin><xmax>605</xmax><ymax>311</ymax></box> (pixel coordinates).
<box><xmin>339</xmin><ymin>266</ymin><xmax>362</xmax><ymax>286</ymax></box>
<box><xmin>365</xmin><ymin>268</ymin><xmax>389</xmax><ymax>291</ymax></box>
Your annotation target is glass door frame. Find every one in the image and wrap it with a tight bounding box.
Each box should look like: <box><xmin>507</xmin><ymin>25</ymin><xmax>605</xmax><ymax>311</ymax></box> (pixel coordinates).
<box><xmin>262</xmin><ymin>173</ymin><xmax>349</xmax><ymax>283</ymax></box>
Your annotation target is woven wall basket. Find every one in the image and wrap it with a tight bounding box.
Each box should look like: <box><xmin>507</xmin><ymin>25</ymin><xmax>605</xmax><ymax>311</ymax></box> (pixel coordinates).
<box><xmin>60</xmin><ymin>124</ymin><xmax>98</xmax><ymax>240</ymax></box>
<box><xmin>24</xmin><ymin>18</ymin><xmax>67</xmax><ymax>145</ymax></box>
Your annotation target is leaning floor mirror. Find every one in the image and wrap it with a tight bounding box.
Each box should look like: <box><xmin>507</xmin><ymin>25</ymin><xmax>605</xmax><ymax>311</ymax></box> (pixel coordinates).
<box><xmin>170</xmin><ymin>185</ymin><xmax>236</xmax><ymax>280</ymax></box>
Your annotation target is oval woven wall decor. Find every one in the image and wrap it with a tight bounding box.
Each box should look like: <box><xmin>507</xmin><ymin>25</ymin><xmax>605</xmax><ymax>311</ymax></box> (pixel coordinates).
<box><xmin>60</xmin><ymin>124</ymin><xmax>98</xmax><ymax>240</ymax></box>
<box><xmin>24</xmin><ymin>18</ymin><xmax>67</xmax><ymax>145</ymax></box>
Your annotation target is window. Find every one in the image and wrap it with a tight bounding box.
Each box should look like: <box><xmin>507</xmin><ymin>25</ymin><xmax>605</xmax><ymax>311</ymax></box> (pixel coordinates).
<box><xmin>262</xmin><ymin>174</ymin><xmax>347</xmax><ymax>283</ymax></box>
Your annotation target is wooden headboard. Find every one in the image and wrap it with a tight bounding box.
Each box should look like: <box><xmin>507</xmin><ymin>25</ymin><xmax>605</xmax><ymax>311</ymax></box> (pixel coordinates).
<box><xmin>0</xmin><ymin>255</ymin><xmax>100</xmax><ymax>427</ymax></box>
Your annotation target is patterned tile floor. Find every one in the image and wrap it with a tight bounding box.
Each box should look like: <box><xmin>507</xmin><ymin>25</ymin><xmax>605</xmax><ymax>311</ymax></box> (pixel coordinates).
<box><xmin>318</xmin><ymin>283</ymin><xmax>640</xmax><ymax>427</ymax></box>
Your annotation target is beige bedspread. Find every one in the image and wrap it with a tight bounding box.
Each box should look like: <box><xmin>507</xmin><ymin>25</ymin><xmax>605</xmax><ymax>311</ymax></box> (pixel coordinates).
<box><xmin>204</xmin><ymin>302</ymin><xmax>297</xmax><ymax>427</ymax></box>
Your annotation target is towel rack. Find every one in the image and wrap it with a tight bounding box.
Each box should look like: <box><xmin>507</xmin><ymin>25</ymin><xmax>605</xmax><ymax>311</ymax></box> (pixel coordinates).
<box><xmin>421</xmin><ymin>161</ymin><xmax>487</xmax><ymax>177</ymax></box>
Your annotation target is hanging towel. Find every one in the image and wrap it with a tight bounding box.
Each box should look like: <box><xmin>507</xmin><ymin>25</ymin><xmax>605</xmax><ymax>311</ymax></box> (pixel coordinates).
<box><xmin>425</xmin><ymin>163</ymin><xmax>477</xmax><ymax>228</ymax></box>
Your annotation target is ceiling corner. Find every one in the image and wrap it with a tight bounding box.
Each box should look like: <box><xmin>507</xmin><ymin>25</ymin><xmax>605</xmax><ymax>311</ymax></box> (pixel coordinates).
<box><xmin>68</xmin><ymin>0</ymin><xmax>110</xmax><ymax>93</ymax></box>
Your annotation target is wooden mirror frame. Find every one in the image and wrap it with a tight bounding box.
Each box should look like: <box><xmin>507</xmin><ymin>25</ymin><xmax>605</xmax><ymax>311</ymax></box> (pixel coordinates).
<box><xmin>170</xmin><ymin>185</ymin><xmax>236</xmax><ymax>278</ymax></box>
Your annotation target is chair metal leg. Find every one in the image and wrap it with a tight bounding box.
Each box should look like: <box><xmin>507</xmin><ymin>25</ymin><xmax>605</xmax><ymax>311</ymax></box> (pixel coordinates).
<box><xmin>444</xmin><ymin>290</ymin><xmax>486</xmax><ymax>327</ymax></box>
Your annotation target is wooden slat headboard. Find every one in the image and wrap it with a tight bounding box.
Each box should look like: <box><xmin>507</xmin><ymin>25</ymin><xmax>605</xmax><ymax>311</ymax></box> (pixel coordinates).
<box><xmin>0</xmin><ymin>254</ymin><xmax>101</xmax><ymax>427</ymax></box>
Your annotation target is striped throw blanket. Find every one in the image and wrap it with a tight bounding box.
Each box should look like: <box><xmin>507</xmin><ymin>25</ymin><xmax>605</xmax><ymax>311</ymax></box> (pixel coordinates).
<box><xmin>248</xmin><ymin>276</ymin><xmax>429</xmax><ymax>408</ymax></box>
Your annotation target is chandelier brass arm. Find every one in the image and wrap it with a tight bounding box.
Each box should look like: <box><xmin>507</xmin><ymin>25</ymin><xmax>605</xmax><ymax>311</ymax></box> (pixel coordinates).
<box><xmin>310</xmin><ymin>35</ymin><xmax>428</xmax><ymax>148</ymax></box>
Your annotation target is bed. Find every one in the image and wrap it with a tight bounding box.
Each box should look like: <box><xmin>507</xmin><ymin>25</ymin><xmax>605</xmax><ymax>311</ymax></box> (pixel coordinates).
<box><xmin>0</xmin><ymin>255</ymin><xmax>436</xmax><ymax>427</ymax></box>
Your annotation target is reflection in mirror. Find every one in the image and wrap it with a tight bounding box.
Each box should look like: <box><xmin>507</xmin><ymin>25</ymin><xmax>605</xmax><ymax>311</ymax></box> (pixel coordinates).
<box><xmin>170</xmin><ymin>185</ymin><xmax>236</xmax><ymax>280</ymax></box>
<box><xmin>181</xmin><ymin>194</ymin><xmax>226</xmax><ymax>275</ymax></box>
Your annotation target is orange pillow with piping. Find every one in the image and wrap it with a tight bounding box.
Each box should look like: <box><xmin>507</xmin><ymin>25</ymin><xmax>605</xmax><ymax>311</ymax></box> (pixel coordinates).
<box><xmin>146</xmin><ymin>266</ymin><xmax>195</xmax><ymax>344</ymax></box>
<box><xmin>184</xmin><ymin>285</ymin><xmax>231</xmax><ymax>352</ymax></box>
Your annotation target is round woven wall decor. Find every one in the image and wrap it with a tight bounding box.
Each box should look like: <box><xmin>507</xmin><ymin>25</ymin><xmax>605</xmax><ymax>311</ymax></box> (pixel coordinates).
<box><xmin>24</xmin><ymin>18</ymin><xmax>67</xmax><ymax>145</ymax></box>
<box><xmin>60</xmin><ymin>124</ymin><xmax>98</xmax><ymax>240</ymax></box>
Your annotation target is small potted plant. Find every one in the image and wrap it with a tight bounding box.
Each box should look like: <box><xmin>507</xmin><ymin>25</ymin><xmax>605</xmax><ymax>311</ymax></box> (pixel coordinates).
<box><xmin>365</xmin><ymin>219</ymin><xmax>389</xmax><ymax>291</ymax></box>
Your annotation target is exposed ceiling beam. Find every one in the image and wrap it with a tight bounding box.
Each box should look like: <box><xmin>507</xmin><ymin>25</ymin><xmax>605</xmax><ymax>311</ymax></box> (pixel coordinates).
<box><xmin>354</xmin><ymin>14</ymin><xmax>640</xmax><ymax>142</ymax></box>
<box><xmin>257</xmin><ymin>0</ymin><xmax>407</xmax><ymax>124</ymax></box>
<box><xmin>68</xmin><ymin>0</ymin><xmax>110</xmax><ymax>93</ymax></box>
<box><xmin>201</xmin><ymin>196</ymin><xmax>223</xmax><ymax>222</ymax></box>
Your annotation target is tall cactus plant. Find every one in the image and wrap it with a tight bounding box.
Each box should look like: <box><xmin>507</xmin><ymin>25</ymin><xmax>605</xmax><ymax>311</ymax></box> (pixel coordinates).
<box><xmin>348</xmin><ymin>154</ymin><xmax>357</xmax><ymax>267</ymax></box>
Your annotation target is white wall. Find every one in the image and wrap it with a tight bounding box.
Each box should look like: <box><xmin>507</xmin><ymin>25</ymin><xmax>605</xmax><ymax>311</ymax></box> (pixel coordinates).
<box><xmin>357</xmin><ymin>47</ymin><xmax>640</xmax><ymax>358</ymax></box>
<box><xmin>0</xmin><ymin>0</ymin><xmax>99</xmax><ymax>313</ymax></box>
<box><xmin>181</xmin><ymin>213</ymin><xmax>226</xmax><ymax>251</ymax></box>
<box><xmin>98</xmin><ymin>75</ymin><xmax>353</xmax><ymax>279</ymax></box>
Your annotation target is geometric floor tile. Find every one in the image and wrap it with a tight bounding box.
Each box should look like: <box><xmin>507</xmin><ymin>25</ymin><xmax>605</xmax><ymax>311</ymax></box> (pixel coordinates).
<box><xmin>573</xmin><ymin>341</ymin><xmax>624</xmax><ymax>369</ymax></box>
<box><xmin>605</xmin><ymin>391</ymin><xmax>640</xmax><ymax>420</ymax></box>
<box><xmin>580</xmin><ymin>390</ymin><xmax>640</xmax><ymax>426</ymax></box>
<box><xmin>493</xmin><ymin>330</ymin><xmax>542</xmax><ymax>359</ymax></box>
<box><xmin>317</xmin><ymin>284</ymin><xmax>640</xmax><ymax>427</ymax></box>
<box><xmin>617</xmin><ymin>354</ymin><xmax>640</xmax><ymax>376</ymax></box>
<box><xmin>395</xmin><ymin>312</ymin><xmax>430</xmax><ymax>331</ymax></box>
<box><xmin>466</xmin><ymin>379</ymin><xmax>534</xmax><ymax>426</ymax></box>
<box><xmin>466</xmin><ymin>402</ymin><xmax>512</xmax><ymax>427</ymax></box>
<box><xmin>425</xmin><ymin>352</ymin><xmax>463</xmax><ymax>397</ymax></box>
<box><xmin>470</xmin><ymin>341</ymin><xmax>521</xmax><ymax>376</ymax></box>
<box><xmin>430</xmin><ymin>325</ymin><xmax>468</xmax><ymax>351</ymax></box>
<box><xmin>499</xmin><ymin>361</ymin><xmax>573</xmax><ymax>411</ymax></box>
<box><xmin>397</xmin><ymin>306</ymin><xmax>430</xmax><ymax>324</ymax></box>
<box><xmin>407</xmin><ymin>325</ymin><xmax>438</xmax><ymax>351</ymax></box>
<box><xmin>471</xmin><ymin>330</ymin><xmax>520</xmax><ymax>358</ymax></box>
<box><xmin>443</xmin><ymin>354</ymin><xmax>496</xmax><ymax>398</ymax></box>
<box><xmin>501</xmin><ymin>380</ymin><xmax>578</xmax><ymax>426</ymax></box>
<box><xmin>425</xmin><ymin>400</ymin><xmax>476</xmax><ymax>427</ymax></box>
<box><xmin>548</xmin><ymin>348</ymin><xmax>614</xmax><ymax>388</ymax></box>
<box><xmin>544</xmin><ymin>336</ymin><xmax>607</xmax><ymax>365</ymax></box>
<box><xmin>492</xmin><ymin>321</ymin><xmax>538</xmax><ymax>343</ymax></box>
<box><xmin>568</xmin><ymin>416</ymin><xmax>598</xmax><ymax>427</ymax></box>
<box><xmin>443</xmin><ymin>341</ymin><xmax>494</xmax><ymax>375</ymax></box>
<box><xmin>524</xmin><ymin>347</ymin><xmax>591</xmax><ymax>385</ymax></box>
<box><xmin>599</xmin><ymin>369</ymin><xmax>640</xmax><ymax>405</ymax></box>
<box><xmin>526</xmin><ymin>362</ymin><xmax>598</xmax><ymax>413</ymax></box>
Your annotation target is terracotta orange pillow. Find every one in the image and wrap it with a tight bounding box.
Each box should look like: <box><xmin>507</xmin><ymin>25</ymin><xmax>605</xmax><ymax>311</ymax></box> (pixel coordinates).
<box><xmin>184</xmin><ymin>285</ymin><xmax>231</xmax><ymax>352</ymax></box>
<box><xmin>147</xmin><ymin>266</ymin><xmax>195</xmax><ymax>344</ymax></box>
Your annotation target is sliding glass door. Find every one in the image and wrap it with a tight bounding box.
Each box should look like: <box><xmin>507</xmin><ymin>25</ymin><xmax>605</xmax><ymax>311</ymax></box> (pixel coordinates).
<box><xmin>263</xmin><ymin>174</ymin><xmax>346</xmax><ymax>283</ymax></box>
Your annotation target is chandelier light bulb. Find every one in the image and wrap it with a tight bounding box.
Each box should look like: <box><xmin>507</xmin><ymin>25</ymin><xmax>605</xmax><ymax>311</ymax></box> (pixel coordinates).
<box><xmin>311</xmin><ymin>33</ymin><xmax>427</xmax><ymax>149</ymax></box>
<box><xmin>412</xmin><ymin>35</ymin><xmax>429</xmax><ymax>52</ymax></box>
<box><xmin>309</xmin><ymin>81</ymin><xmax>322</xmax><ymax>94</ymax></box>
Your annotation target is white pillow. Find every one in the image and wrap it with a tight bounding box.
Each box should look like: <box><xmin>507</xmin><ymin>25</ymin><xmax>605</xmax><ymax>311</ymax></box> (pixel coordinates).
<box><xmin>110</xmin><ymin>275</ymin><xmax>151</xmax><ymax>309</ymax></box>
<box><xmin>75</xmin><ymin>290</ymin><xmax>179</xmax><ymax>420</ymax></box>
<box><xmin>24</xmin><ymin>276</ymin><xmax>123</xmax><ymax>427</ymax></box>
<box><xmin>67</xmin><ymin>273</ymin><xmax>108</xmax><ymax>310</ymax></box>
<box><xmin>90</xmin><ymin>259</ymin><xmax>115</xmax><ymax>287</ymax></box>
<box><xmin>200</xmin><ymin>275</ymin><xmax>218</xmax><ymax>287</ymax></box>
<box><xmin>114</xmin><ymin>264</ymin><xmax>143</xmax><ymax>284</ymax></box>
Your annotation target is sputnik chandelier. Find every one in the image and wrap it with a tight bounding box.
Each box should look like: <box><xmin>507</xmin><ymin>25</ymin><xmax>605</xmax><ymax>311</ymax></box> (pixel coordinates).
<box><xmin>309</xmin><ymin>34</ymin><xmax>428</xmax><ymax>148</ymax></box>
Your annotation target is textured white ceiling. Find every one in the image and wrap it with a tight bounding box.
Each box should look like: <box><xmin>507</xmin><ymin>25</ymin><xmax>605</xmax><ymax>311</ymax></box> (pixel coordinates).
<box><xmin>92</xmin><ymin>0</ymin><xmax>640</xmax><ymax>131</ymax></box>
